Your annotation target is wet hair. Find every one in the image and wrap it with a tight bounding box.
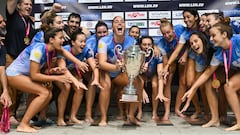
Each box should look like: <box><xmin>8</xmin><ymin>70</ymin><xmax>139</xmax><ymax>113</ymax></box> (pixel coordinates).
<box><xmin>95</xmin><ymin>20</ymin><xmax>108</xmax><ymax>32</ymax></box>
<box><xmin>201</xmin><ymin>13</ymin><xmax>209</xmax><ymax>17</ymax></box>
<box><xmin>129</xmin><ymin>25</ymin><xmax>140</xmax><ymax>34</ymax></box>
<box><xmin>211</xmin><ymin>22</ymin><xmax>233</xmax><ymax>39</ymax></box>
<box><xmin>183</xmin><ymin>9</ymin><xmax>200</xmax><ymax>26</ymax></box>
<box><xmin>159</xmin><ymin>18</ymin><xmax>173</xmax><ymax>29</ymax></box>
<box><xmin>44</xmin><ymin>28</ymin><xmax>62</xmax><ymax>43</ymax></box>
<box><xmin>40</xmin><ymin>11</ymin><xmax>58</xmax><ymax>32</ymax></box>
<box><xmin>17</xmin><ymin>0</ymin><xmax>32</xmax><ymax>4</ymax></box>
<box><xmin>139</xmin><ymin>35</ymin><xmax>154</xmax><ymax>45</ymax></box>
<box><xmin>67</xmin><ymin>12</ymin><xmax>81</xmax><ymax>22</ymax></box>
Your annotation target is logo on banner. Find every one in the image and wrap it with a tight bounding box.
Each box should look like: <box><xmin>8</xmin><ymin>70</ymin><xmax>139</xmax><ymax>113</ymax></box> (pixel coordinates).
<box><xmin>125</xmin><ymin>12</ymin><xmax>147</xmax><ymax>20</ymax></box>
<box><xmin>149</xmin><ymin>11</ymin><xmax>171</xmax><ymax>19</ymax></box>
<box><xmin>126</xmin><ymin>20</ymin><xmax>147</xmax><ymax>28</ymax></box>
<box><xmin>34</xmin><ymin>0</ymin><xmax>54</xmax><ymax>4</ymax></box>
<box><xmin>149</xmin><ymin>20</ymin><xmax>161</xmax><ymax>28</ymax></box>
<box><xmin>102</xmin><ymin>12</ymin><xmax>124</xmax><ymax>20</ymax></box>
<box><xmin>81</xmin><ymin>13</ymin><xmax>101</xmax><ymax>21</ymax></box>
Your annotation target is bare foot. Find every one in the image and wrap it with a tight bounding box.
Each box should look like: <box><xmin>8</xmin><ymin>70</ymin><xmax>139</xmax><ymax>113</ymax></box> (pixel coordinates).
<box><xmin>190</xmin><ymin>111</ymin><xmax>200</xmax><ymax>119</ymax></box>
<box><xmin>116</xmin><ymin>115</ymin><xmax>124</xmax><ymax>120</ymax></box>
<box><xmin>98</xmin><ymin>120</ymin><xmax>107</xmax><ymax>127</ymax></box>
<box><xmin>151</xmin><ymin>115</ymin><xmax>159</xmax><ymax>121</ymax></box>
<box><xmin>10</xmin><ymin>116</ymin><xmax>19</xmax><ymax>125</ymax></box>
<box><xmin>85</xmin><ymin>117</ymin><xmax>94</xmax><ymax>123</ymax></box>
<box><xmin>57</xmin><ymin>120</ymin><xmax>67</xmax><ymax>126</ymax></box>
<box><xmin>136</xmin><ymin>113</ymin><xmax>142</xmax><ymax>120</ymax></box>
<box><xmin>225</xmin><ymin>124</ymin><xmax>240</xmax><ymax>131</ymax></box>
<box><xmin>70</xmin><ymin>117</ymin><xmax>83</xmax><ymax>124</ymax></box>
<box><xmin>17</xmin><ymin>123</ymin><xmax>38</xmax><ymax>133</ymax></box>
<box><xmin>175</xmin><ymin>111</ymin><xmax>186</xmax><ymax>118</ymax></box>
<box><xmin>127</xmin><ymin>117</ymin><xmax>141</xmax><ymax>126</ymax></box>
<box><xmin>202</xmin><ymin>120</ymin><xmax>220</xmax><ymax>128</ymax></box>
<box><xmin>161</xmin><ymin>115</ymin><xmax>169</xmax><ymax>121</ymax></box>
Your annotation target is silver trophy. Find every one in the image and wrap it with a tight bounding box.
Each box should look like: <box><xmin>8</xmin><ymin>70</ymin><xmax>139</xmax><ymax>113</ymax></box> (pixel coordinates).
<box><xmin>122</xmin><ymin>45</ymin><xmax>152</xmax><ymax>102</ymax></box>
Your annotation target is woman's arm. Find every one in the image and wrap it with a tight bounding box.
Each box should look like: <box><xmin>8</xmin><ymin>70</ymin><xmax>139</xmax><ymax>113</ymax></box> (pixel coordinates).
<box><xmin>98</xmin><ymin>53</ymin><xmax>122</xmax><ymax>72</ymax></box>
<box><xmin>0</xmin><ymin>66</ymin><xmax>12</xmax><ymax>107</ymax></box>
<box><xmin>181</xmin><ymin>65</ymin><xmax>219</xmax><ymax>112</ymax></box>
<box><xmin>87</xmin><ymin>57</ymin><xmax>103</xmax><ymax>89</ymax></box>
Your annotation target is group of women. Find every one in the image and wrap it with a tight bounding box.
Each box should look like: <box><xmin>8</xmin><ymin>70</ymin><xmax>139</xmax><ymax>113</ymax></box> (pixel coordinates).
<box><xmin>1</xmin><ymin>1</ymin><xmax>240</xmax><ymax>133</ymax></box>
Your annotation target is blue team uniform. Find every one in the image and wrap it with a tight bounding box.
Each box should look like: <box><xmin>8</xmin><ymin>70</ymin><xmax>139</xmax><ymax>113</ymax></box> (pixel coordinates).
<box><xmin>6</xmin><ymin>42</ymin><xmax>50</xmax><ymax>76</ymax></box>
<box><xmin>144</xmin><ymin>55</ymin><xmax>163</xmax><ymax>79</ymax></box>
<box><xmin>98</xmin><ymin>34</ymin><xmax>135</xmax><ymax>78</ymax></box>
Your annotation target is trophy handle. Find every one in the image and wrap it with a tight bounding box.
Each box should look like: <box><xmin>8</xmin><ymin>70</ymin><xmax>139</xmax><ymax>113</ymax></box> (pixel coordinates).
<box><xmin>145</xmin><ymin>47</ymin><xmax>154</xmax><ymax>63</ymax></box>
<box><xmin>114</xmin><ymin>44</ymin><xmax>123</xmax><ymax>61</ymax></box>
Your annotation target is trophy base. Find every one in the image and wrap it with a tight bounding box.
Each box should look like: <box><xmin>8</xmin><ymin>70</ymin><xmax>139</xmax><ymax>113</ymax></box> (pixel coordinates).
<box><xmin>120</xmin><ymin>94</ymin><xmax>138</xmax><ymax>102</ymax></box>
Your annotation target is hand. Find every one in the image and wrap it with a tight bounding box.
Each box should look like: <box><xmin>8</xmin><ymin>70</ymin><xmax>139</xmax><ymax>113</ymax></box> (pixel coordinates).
<box><xmin>90</xmin><ymin>79</ymin><xmax>103</xmax><ymax>89</ymax></box>
<box><xmin>180</xmin><ymin>89</ymin><xmax>194</xmax><ymax>113</ymax></box>
<box><xmin>154</xmin><ymin>47</ymin><xmax>161</xmax><ymax>58</ymax></box>
<box><xmin>52</xmin><ymin>3</ymin><xmax>65</xmax><ymax>12</ymax></box>
<box><xmin>155</xmin><ymin>94</ymin><xmax>169</xmax><ymax>102</ymax></box>
<box><xmin>142</xmin><ymin>90</ymin><xmax>149</xmax><ymax>104</ymax></box>
<box><xmin>141</xmin><ymin>62</ymin><xmax>149</xmax><ymax>73</ymax></box>
<box><xmin>74</xmin><ymin>80</ymin><xmax>88</xmax><ymax>90</ymax></box>
<box><xmin>115</xmin><ymin>59</ymin><xmax>123</xmax><ymax>71</ymax></box>
<box><xmin>77</xmin><ymin>61</ymin><xmax>89</xmax><ymax>73</ymax></box>
<box><xmin>50</xmin><ymin>67</ymin><xmax>67</xmax><ymax>74</ymax></box>
<box><xmin>0</xmin><ymin>91</ymin><xmax>12</xmax><ymax>108</ymax></box>
<box><xmin>58</xmin><ymin>74</ymin><xmax>73</xmax><ymax>84</ymax></box>
<box><xmin>178</xmin><ymin>56</ymin><xmax>187</xmax><ymax>65</ymax></box>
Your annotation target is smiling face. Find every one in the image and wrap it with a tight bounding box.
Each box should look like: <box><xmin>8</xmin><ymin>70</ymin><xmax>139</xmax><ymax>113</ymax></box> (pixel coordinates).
<box><xmin>112</xmin><ymin>16</ymin><xmax>125</xmax><ymax>37</ymax></box>
<box><xmin>71</xmin><ymin>33</ymin><xmax>86</xmax><ymax>54</ymax></box>
<box><xmin>160</xmin><ymin>24</ymin><xmax>175</xmax><ymax>42</ymax></box>
<box><xmin>199</xmin><ymin>15</ymin><xmax>208</xmax><ymax>32</ymax></box>
<box><xmin>189</xmin><ymin>34</ymin><xmax>204</xmax><ymax>54</ymax></box>
<box><xmin>67</xmin><ymin>17</ymin><xmax>80</xmax><ymax>33</ymax></box>
<box><xmin>129</xmin><ymin>26</ymin><xmax>140</xmax><ymax>39</ymax></box>
<box><xmin>207</xmin><ymin>14</ymin><xmax>220</xmax><ymax>28</ymax></box>
<box><xmin>51</xmin><ymin>16</ymin><xmax>64</xmax><ymax>29</ymax></box>
<box><xmin>183</xmin><ymin>11</ymin><xmax>198</xmax><ymax>29</ymax></box>
<box><xmin>96</xmin><ymin>25</ymin><xmax>108</xmax><ymax>40</ymax></box>
<box><xmin>17</xmin><ymin>0</ymin><xmax>32</xmax><ymax>17</ymax></box>
<box><xmin>51</xmin><ymin>31</ymin><xmax>64</xmax><ymax>51</ymax></box>
<box><xmin>209</xmin><ymin>27</ymin><xmax>225</xmax><ymax>47</ymax></box>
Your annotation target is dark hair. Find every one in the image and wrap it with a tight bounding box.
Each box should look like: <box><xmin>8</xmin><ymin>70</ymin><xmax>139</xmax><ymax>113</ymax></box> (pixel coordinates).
<box><xmin>139</xmin><ymin>35</ymin><xmax>154</xmax><ymax>45</ymax></box>
<box><xmin>211</xmin><ymin>22</ymin><xmax>233</xmax><ymax>39</ymax></box>
<box><xmin>70</xmin><ymin>29</ymin><xmax>85</xmax><ymax>45</ymax></box>
<box><xmin>67</xmin><ymin>13</ymin><xmax>81</xmax><ymax>22</ymax></box>
<box><xmin>95</xmin><ymin>20</ymin><xmax>108</xmax><ymax>32</ymax></box>
<box><xmin>44</xmin><ymin>28</ymin><xmax>62</xmax><ymax>43</ymax></box>
<box><xmin>129</xmin><ymin>25</ymin><xmax>140</xmax><ymax>34</ymax></box>
<box><xmin>183</xmin><ymin>9</ymin><xmax>200</xmax><ymax>26</ymax></box>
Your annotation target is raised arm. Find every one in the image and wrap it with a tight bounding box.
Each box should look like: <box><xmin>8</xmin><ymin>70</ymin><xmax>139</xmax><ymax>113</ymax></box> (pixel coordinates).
<box><xmin>7</xmin><ymin>0</ymin><xmax>18</xmax><ymax>15</ymax></box>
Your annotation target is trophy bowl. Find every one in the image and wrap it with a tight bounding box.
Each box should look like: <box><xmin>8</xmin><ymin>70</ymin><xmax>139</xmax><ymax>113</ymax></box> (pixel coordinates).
<box><xmin>120</xmin><ymin>45</ymin><xmax>145</xmax><ymax>102</ymax></box>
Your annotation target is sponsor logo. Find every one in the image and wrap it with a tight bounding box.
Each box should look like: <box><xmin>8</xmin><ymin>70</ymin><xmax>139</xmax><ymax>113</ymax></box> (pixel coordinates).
<box><xmin>225</xmin><ymin>0</ymin><xmax>240</xmax><ymax>5</ymax></box>
<box><xmin>34</xmin><ymin>13</ymin><xmax>41</xmax><ymax>21</ymax></box>
<box><xmin>101</xmin><ymin>12</ymin><xmax>124</xmax><ymax>20</ymax></box>
<box><xmin>126</xmin><ymin>20</ymin><xmax>147</xmax><ymax>28</ymax></box>
<box><xmin>81</xmin><ymin>21</ymin><xmax>98</xmax><ymax>29</ymax></box>
<box><xmin>198</xmin><ymin>9</ymin><xmax>219</xmax><ymax>16</ymax></box>
<box><xmin>81</xmin><ymin>13</ymin><xmax>101</xmax><ymax>21</ymax></box>
<box><xmin>179</xmin><ymin>3</ymin><xmax>204</xmax><ymax>8</ymax></box>
<box><xmin>101</xmin><ymin>0</ymin><xmax>123</xmax><ymax>2</ymax></box>
<box><xmin>55</xmin><ymin>0</ymin><xmax>77</xmax><ymax>3</ymax></box>
<box><xmin>223</xmin><ymin>9</ymin><xmax>240</xmax><ymax>17</ymax></box>
<box><xmin>149</xmin><ymin>20</ymin><xmax>161</xmax><ymax>28</ymax></box>
<box><xmin>172</xmin><ymin>11</ymin><xmax>183</xmax><ymax>19</ymax></box>
<box><xmin>149</xmin><ymin>29</ymin><xmax>162</xmax><ymax>36</ymax></box>
<box><xmin>149</xmin><ymin>11</ymin><xmax>171</xmax><ymax>19</ymax></box>
<box><xmin>125</xmin><ymin>12</ymin><xmax>147</xmax><ymax>20</ymax></box>
<box><xmin>34</xmin><ymin>0</ymin><xmax>53</xmax><ymax>4</ymax></box>
<box><xmin>78</xmin><ymin>0</ymin><xmax>100</xmax><ymax>3</ymax></box>
<box><xmin>133</xmin><ymin>4</ymin><xmax>158</xmax><ymax>8</ymax></box>
<box><xmin>56</xmin><ymin>12</ymin><xmax>71</xmax><ymax>21</ymax></box>
<box><xmin>88</xmin><ymin>5</ymin><xmax>113</xmax><ymax>10</ymax></box>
